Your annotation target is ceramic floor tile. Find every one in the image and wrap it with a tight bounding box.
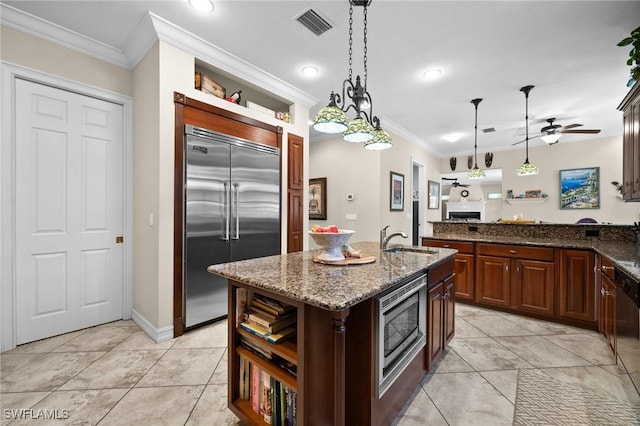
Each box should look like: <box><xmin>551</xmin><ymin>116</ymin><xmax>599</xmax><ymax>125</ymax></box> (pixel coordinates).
<box><xmin>500</xmin><ymin>313</ymin><xmax>592</xmax><ymax>335</ymax></box>
<box><xmin>450</xmin><ymin>337</ymin><xmax>535</xmax><ymax>371</ymax></box>
<box><xmin>542</xmin><ymin>333</ymin><xmax>616</xmax><ymax>365</ymax></box>
<box><xmin>8</xmin><ymin>389</ymin><xmax>128</xmax><ymax>426</ymax></box>
<box><xmin>136</xmin><ymin>348</ymin><xmax>224</xmax><ymax>387</ymax></box>
<box><xmin>422</xmin><ymin>371</ymin><xmax>514</xmax><ymax>425</ymax></box>
<box><xmin>480</xmin><ymin>370</ymin><xmax>519</xmax><ymax>403</ymax></box>
<box><xmin>97</xmin><ymin>320</ymin><xmax>136</xmax><ymax>328</ymax></box>
<box><xmin>453</xmin><ymin>317</ymin><xmax>488</xmax><ymax>338</ymax></box>
<box><xmin>186</xmin><ymin>383</ymin><xmax>242</xmax><ymax>426</ymax></box>
<box><xmin>496</xmin><ymin>335</ymin><xmax>594</xmax><ymax>368</ymax></box>
<box><xmin>454</xmin><ymin>304</ymin><xmax>497</xmax><ymax>318</ymax></box>
<box><xmin>1</xmin><ymin>352</ymin><xmax>105</xmax><ymax>392</ymax></box>
<box><xmin>52</xmin><ymin>326</ymin><xmax>138</xmax><ymax>352</ymax></box>
<box><xmin>464</xmin><ymin>314</ymin><xmax>538</xmax><ymax>337</ymax></box>
<box><xmin>429</xmin><ymin>348</ymin><xmax>475</xmax><ymax>374</ymax></box>
<box><xmin>0</xmin><ymin>392</ymin><xmax>51</xmax><ymax>426</ymax></box>
<box><xmin>112</xmin><ymin>330</ymin><xmax>176</xmax><ymax>351</ymax></box>
<box><xmin>209</xmin><ymin>348</ymin><xmax>228</xmax><ymax>385</ymax></box>
<box><xmin>99</xmin><ymin>386</ymin><xmax>204</xmax><ymax>426</ymax></box>
<box><xmin>58</xmin><ymin>350</ymin><xmax>166</xmax><ymax>390</ymax></box>
<box><xmin>0</xmin><ymin>353</ymin><xmax>41</xmax><ymax>379</ymax></box>
<box><xmin>394</xmin><ymin>387</ymin><xmax>447</xmax><ymax>426</ymax></box>
<box><xmin>7</xmin><ymin>329</ymin><xmax>89</xmax><ymax>354</ymax></box>
<box><xmin>173</xmin><ymin>321</ymin><xmax>227</xmax><ymax>349</ymax></box>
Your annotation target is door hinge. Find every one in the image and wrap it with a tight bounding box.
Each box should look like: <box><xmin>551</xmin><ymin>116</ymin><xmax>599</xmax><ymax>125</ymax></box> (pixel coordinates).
<box><xmin>116</xmin><ymin>236</ymin><xmax>124</xmax><ymax>244</ymax></box>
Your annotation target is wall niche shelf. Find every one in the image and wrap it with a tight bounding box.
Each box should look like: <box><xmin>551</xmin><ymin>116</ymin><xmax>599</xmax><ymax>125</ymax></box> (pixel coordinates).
<box><xmin>505</xmin><ymin>198</ymin><xmax>549</xmax><ymax>205</ymax></box>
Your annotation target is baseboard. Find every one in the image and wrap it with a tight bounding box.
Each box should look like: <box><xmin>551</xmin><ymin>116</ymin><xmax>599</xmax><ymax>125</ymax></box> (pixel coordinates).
<box><xmin>131</xmin><ymin>309</ymin><xmax>174</xmax><ymax>343</ymax></box>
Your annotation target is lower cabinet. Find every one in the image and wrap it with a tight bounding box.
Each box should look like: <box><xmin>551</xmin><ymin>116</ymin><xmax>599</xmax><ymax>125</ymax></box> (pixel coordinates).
<box><xmin>558</xmin><ymin>249</ymin><xmax>596</xmax><ymax>325</ymax></box>
<box><xmin>598</xmin><ymin>256</ymin><xmax>617</xmax><ymax>354</ymax></box>
<box><xmin>476</xmin><ymin>255</ymin><xmax>511</xmax><ymax>308</ymax></box>
<box><xmin>512</xmin><ymin>259</ymin><xmax>555</xmax><ymax>317</ymax></box>
<box><xmin>427</xmin><ymin>265</ymin><xmax>455</xmax><ymax>371</ymax></box>
<box><xmin>422</xmin><ymin>239</ymin><xmax>474</xmax><ymax>301</ymax></box>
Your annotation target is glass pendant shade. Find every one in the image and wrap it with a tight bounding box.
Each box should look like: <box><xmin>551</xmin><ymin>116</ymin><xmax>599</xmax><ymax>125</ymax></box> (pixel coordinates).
<box><xmin>516</xmin><ymin>160</ymin><xmax>539</xmax><ymax>176</ymax></box>
<box><xmin>313</xmin><ymin>105</ymin><xmax>349</xmax><ymax>133</ymax></box>
<box><xmin>343</xmin><ymin>118</ymin><xmax>374</xmax><ymax>143</ymax></box>
<box><xmin>468</xmin><ymin>166</ymin><xmax>486</xmax><ymax>179</ymax></box>
<box><xmin>364</xmin><ymin>127</ymin><xmax>392</xmax><ymax>150</ymax></box>
<box><xmin>540</xmin><ymin>133</ymin><xmax>562</xmax><ymax>144</ymax></box>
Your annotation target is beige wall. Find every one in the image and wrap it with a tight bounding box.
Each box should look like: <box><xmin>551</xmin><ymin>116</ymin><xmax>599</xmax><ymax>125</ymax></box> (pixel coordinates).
<box><xmin>440</xmin><ymin>136</ymin><xmax>639</xmax><ymax>224</ymax></box>
<box><xmin>1</xmin><ymin>26</ymin><xmax>133</xmax><ymax>96</ymax></box>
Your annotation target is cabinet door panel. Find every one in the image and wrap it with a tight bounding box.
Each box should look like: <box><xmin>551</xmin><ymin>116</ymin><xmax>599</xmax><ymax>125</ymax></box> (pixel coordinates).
<box><xmin>427</xmin><ymin>282</ymin><xmax>444</xmax><ymax>370</ymax></box>
<box><xmin>513</xmin><ymin>259</ymin><xmax>555</xmax><ymax>317</ymax></box>
<box><xmin>558</xmin><ymin>250</ymin><xmax>596</xmax><ymax>323</ymax></box>
<box><xmin>476</xmin><ymin>256</ymin><xmax>511</xmax><ymax>307</ymax></box>
<box><xmin>454</xmin><ymin>254</ymin><xmax>474</xmax><ymax>301</ymax></box>
<box><xmin>443</xmin><ymin>275</ymin><xmax>456</xmax><ymax>346</ymax></box>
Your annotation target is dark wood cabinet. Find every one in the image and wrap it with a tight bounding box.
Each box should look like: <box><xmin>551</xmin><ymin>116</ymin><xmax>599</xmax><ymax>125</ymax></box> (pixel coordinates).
<box><xmin>286</xmin><ymin>133</ymin><xmax>304</xmax><ymax>253</ymax></box>
<box><xmin>618</xmin><ymin>81</ymin><xmax>640</xmax><ymax>201</ymax></box>
<box><xmin>423</xmin><ymin>239</ymin><xmax>474</xmax><ymax>301</ymax></box>
<box><xmin>426</xmin><ymin>261</ymin><xmax>455</xmax><ymax>371</ymax></box>
<box><xmin>476</xmin><ymin>255</ymin><xmax>511</xmax><ymax>308</ymax></box>
<box><xmin>558</xmin><ymin>249</ymin><xmax>596</xmax><ymax>326</ymax></box>
<box><xmin>512</xmin><ymin>259</ymin><xmax>555</xmax><ymax>317</ymax></box>
<box><xmin>598</xmin><ymin>256</ymin><xmax>617</xmax><ymax>354</ymax></box>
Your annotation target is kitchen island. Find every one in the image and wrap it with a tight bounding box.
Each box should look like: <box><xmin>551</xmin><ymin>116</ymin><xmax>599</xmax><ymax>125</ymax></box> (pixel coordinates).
<box><xmin>208</xmin><ymin>241</ymin><xmax>457</xmax><ymax>425</ymax></box>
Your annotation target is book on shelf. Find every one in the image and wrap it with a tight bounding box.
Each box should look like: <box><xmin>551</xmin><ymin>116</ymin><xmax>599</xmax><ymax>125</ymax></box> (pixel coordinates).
<box><xmin>279</xmin><ymin>382</ymin><xmax>286</xmax><ymax>426</ymax></box>
<box><xmin>247</xmin><ymin>310</ymin><xmax>296</xmax><ymax>333</ymax></box>
<box><xmin>239</xmin><ymin>321</ymin><xmax>296</xmax><ymax>344</ymax></box>
<box><xmin>272</xmin><ymin>355</ymin><xmax>297</xmax><ymax>378</ymax></box>
<box><xmin>261</xmin><ymin>370</ymin><xmax>272</xmax><ymax>424</ymax></box>
<box><xmin>252</xmin><ymin>294</ymin><xmax>295</xmax><ymax>316</ymax></box>
<box><xmin>251</xmin><ymin>363</ymin><xmax>261</xmax><ymax>414</ymax></box>
<box><xmin>236</xmin><ymin>288</ymin><xmax>248</xmax><ymax>324</ymax></box>
<box><xmin>240</xmin><ymin>336</ymin><xmax>273</xmax><ymax>360</ymax></box>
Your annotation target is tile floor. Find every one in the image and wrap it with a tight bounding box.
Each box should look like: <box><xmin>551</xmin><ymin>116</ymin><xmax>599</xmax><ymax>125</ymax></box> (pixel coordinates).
<box><xmin>1</xmin><ymin>304</ymin><xmax>639</xmax><ymax>425</ymax></box>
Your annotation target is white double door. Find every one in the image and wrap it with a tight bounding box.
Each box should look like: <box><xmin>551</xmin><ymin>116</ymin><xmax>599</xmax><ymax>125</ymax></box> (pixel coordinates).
<box><xmin>15</xmin><ymin>78</ymin><xmax>124</xmax><ymax>344</ymax></box>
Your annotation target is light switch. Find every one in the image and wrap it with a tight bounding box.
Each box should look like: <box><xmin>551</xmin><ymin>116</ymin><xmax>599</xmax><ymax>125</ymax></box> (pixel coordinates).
<box><xmin>346</xmin><ymin>213</ymin><xmax>358</xmax><ymax>221</ymax></box>
<box><xmin>149</xmin><ymin>213</ymin><xmax>154</xmax><ymax>227</ymax></box>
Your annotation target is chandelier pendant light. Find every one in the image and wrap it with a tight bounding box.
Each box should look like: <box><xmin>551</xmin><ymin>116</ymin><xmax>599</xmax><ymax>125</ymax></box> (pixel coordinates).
<box><xmin>468</xmin><ymin>98</ymin><xmax>485</xmax><ymax>179</ymax></box>
<box><xmin>515</xmin><ymin>85</ymin><xmax>539</xmax><ymax>176</ymax></box>
<box><xmin>312</xmin><ymin>0</ymin><xmax>392</xmax><ymax>150</ymax></box>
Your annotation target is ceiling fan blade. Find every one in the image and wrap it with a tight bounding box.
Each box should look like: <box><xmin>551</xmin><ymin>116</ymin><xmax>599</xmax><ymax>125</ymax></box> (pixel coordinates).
<box><xmin>560</xmin><ymin>129</ymin><xmax>601</xmax><ymax>134</ymax></box>
<box><xmin>560</xmin><ymin>123</ymin><xmax>583</xmax><ymax>130</ymax></box>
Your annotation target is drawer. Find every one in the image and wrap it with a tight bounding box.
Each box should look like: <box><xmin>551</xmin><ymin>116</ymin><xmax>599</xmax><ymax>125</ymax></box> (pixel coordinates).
<box><xmin>429</xmin><ymin>259</ymin><xmax>455</xmax><ymax>284</ymax></box>
<box><xmin>423</xmin><ymin>239</ymin><xmax>474</xmax><ymax>254</ymax></box>
<box><xmin>600</xmin><ymin>256</ymin><xmax>616</xmax><ymax>280</ymax></box>
<box><xmin>476</xmin><ymin>243</ymin><xmax>554</xmax><ymax>261</ymax></box>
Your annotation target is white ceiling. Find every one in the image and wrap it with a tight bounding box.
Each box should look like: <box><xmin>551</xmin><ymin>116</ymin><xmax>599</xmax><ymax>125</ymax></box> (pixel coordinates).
<box><xmin>4</xmin><ymin>0</ymin><xmax>638</xmax><ymax>158</ymax></box>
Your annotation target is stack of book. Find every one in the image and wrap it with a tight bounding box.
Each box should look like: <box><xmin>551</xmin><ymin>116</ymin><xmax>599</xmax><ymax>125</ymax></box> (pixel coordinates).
<box><xmin>239</xmin><ymin>294</ymin><xmax>297</xmax><ymax>344</ymax></box>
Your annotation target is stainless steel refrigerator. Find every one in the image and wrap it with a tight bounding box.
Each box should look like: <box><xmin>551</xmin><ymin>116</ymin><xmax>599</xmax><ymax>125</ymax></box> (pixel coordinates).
<box><xmin>184</xmin><ymin>125</ymin><xmax>281</xmax><ymax>328</ymax></box>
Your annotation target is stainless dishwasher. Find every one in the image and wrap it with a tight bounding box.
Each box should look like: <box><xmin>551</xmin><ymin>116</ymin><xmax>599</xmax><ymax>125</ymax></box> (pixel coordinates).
<box><xmin>615</xmin><ymin>267</ymin><xmax>639</xmax><ymax>395</ymax></box>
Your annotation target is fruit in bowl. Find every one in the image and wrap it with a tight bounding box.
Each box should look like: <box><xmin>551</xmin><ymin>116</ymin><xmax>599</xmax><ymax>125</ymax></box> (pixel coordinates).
<box><xmin>309</xmin><ymin>226</ymin><xmax>355</xmax><ymax>261</ymax></box>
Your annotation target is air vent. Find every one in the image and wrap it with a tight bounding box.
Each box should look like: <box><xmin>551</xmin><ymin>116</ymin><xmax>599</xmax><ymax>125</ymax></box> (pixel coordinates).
<box><xmin>294</xmin><ymin>8</ymin><xmax>333</xmax><ymax>36</ymax></box>
<box><xmin>483</xmin><ymin>127</ymin><xmax>496</xmax><ymax>133</ymax></box>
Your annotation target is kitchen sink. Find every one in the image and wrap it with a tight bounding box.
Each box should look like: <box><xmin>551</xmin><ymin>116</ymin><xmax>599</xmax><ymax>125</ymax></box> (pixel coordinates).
<box><xmin>383</xmin><ymin>246</ymin><xmax>439</xmax><ymax>255</ymax></box>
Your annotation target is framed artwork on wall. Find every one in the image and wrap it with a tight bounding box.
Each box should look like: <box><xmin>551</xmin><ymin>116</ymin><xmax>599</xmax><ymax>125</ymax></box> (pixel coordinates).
<box><xmin>559</xmin><ymin>167</ymin><xmax>600</xmax><ymax>209</ymax></box>
<box><xmin>428</xmin><ymin>180</ymin><xmax>440</xmax><ymax>209</ymax></box>
<box><xmin>390</xmin><ymin>171</ymin><xmax>404</xmax><ymax>211</ymax></box>
<box><xmin>309</xmin><ymin>177</ymin><xmax>327</xmax><ymax>220</ymax></box>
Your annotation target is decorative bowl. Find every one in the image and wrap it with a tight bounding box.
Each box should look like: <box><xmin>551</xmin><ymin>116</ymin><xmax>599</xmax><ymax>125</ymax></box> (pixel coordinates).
<box><xmin>308</xmin><ymin>230</ymin><xmax>355</xmax><ymax>261</ymax></box>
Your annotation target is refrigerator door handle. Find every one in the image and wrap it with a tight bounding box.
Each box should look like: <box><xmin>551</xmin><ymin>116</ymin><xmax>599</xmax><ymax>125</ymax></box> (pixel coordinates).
<box><xmin>232</xmin><ymin>183</ymin><xmax>240</xmax><ymax>240</ymax></box>
<box><xmin>222</xmin><ymin>180</ymin><xmax>230</xmax><ymax>241</ymax></box>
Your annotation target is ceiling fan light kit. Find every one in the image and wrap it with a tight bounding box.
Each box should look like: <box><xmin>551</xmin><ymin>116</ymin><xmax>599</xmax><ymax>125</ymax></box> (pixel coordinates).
<box><xmin>468</xmin><ymin>98</ymin><xmax>485</xmax><ymax>179</ymax></box>
<box><xmin>312</xmin><ymin>0</ymin><xmax>392</xmax><ymax>150</ymax></box>
<box><xmin>516</xmin><ymin>85</ymin><xmax>539</xmax><ymax>176</ymax></box>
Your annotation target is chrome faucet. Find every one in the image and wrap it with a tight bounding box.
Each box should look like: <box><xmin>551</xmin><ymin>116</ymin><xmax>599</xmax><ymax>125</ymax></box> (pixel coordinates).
<box><xmin>381</xmin><ymin>227</ymin><xmax>408</xmax><ymax>250</ymax></box>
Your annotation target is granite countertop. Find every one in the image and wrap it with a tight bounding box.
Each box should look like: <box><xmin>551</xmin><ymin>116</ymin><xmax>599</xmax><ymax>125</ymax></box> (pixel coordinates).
<box><xmin>422</xmin><ymin>233</ymin><xmax>640</xmax><ymax>282</ymax></box>
<box><xmin>207</xmin><ymin>241</ymin><xmax>457</xmax><ymax>311</ymax></box>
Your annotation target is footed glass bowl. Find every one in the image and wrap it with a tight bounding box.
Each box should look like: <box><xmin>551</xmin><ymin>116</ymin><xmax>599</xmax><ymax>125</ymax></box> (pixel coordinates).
<box><xmin>309</xmin><ymin>230</ymin><xmax>355</xmax><ymax>261</ymax></box>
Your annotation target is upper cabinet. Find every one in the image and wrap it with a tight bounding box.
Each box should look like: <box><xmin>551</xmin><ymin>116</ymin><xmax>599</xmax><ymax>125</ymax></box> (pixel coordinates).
<box><xmin>618</xmin><ymin>82</ymin><xmax>640</xmax><ymax>201</ymax></box>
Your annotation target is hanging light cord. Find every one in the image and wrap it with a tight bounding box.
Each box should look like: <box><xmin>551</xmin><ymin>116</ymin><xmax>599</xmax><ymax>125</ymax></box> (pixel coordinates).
<box><xmin>474</xmin><ymin>101</ymin><xmax>479</xmax><ymax>167</ymax></box>
<box><xmin>347</xmin><ymin>3</ymin><xmax>353</xmax><ymax>82</ymax></box>
<box><xmin>521</xmin><ymin>85</ymin><xmax>534</xmax><ymax>164</ymax></box>
<box><xmin>363</xmin><ymin>4</ymin><xmax>368</xmax><ymax>90</ymax></box>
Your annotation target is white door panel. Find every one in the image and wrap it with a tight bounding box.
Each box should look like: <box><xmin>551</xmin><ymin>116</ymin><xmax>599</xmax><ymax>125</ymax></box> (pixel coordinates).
<box><xmin>15</xmin><ymin>79</ymin><xmax>124</xmax><ymax>344</ymax></box>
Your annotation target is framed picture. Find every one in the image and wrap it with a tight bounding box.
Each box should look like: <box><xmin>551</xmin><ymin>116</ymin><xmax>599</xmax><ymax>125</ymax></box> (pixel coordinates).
<box><xmin>390</xmin><ymin>171</ymin><xmax>404</xmax><ymax>211</ymax></box>
<box><xmin>309</xmin><ymin>177</ymin><xmax>327</xmax><ymax>220</ymax></box>
<box><xmin>428</xmin><ymin>180</ymin><xmax>440</xmax><ymax>209</ymax></box>
<box><xmin>559</xmin><ymin>167</ymin><xmax>600</xmax><ymax>209</ymax></box>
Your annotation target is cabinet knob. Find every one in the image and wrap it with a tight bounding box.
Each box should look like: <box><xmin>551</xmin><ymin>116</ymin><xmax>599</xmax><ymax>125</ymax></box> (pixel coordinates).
<box><xmin>505</xmin><ymin>265</ymin><xmax>509</xmax><ymax>272</ymax></box>
<box><xmin>602</xmin><ymin>265</ymin><xmax>615</xmax><ymax>271</ymax></box>
<box><xmin>443</xmin><ymin>245</ymin><xmax>450</xmax><ymax>248</ymax></box>
<box><xmin>509</xmin><ymin>249</ymin><xmax>517</xmax><ymax>254</ymax></box>
<box><xmin>601</xmin><ymin>287</ymin><xmax>605</xmax><ymax>296</ymax></box>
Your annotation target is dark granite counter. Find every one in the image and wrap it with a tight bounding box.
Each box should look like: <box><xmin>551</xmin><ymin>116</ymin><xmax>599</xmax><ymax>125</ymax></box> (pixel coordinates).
<box><xmin>207</xmin><ymin>241</ymin><xmax>456</xmax><ymax>311</ymax></box>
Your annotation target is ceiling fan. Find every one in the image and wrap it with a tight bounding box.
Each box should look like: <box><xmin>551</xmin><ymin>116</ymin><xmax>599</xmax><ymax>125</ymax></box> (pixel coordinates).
<box><xmin>512</xmin><ymin>118</ymin><xmax>601</xmax><ymax>146</ymax></box>
<box><xmin>442</xmin><ymin>177</ymin><xmax>470</xmax><ymax>187</ymax></box>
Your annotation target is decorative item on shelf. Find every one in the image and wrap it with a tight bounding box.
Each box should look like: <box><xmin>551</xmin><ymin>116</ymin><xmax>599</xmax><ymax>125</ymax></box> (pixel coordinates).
<box><xmin>308</xmin><ymin>227</ymin><xmax>355</xmax><ymax>262</ymax></box>
<box><xmin>468</xmin><ymin>98</ymin><xmax>485</xmax><ymax>179</ymax></box>
<box><xmin>611</xmin><ymin>180</ymin><xmax>625</xmax><ymax>196</ymax></box>
<box><xmin>506</xmin><ymin>189</ymin><xmax>514</xmax><ymax>199</ymax></box>
<box><xmin>194</xmin><ymin>72</ymin><xmax>226</xmax><ymax>99</ymax></box>
<box><xmin>515</xmin><ymin>85</ymin><xmax>539</xmax><ymax>176</ymax></box>
<box><xmin>226</xmin><ymin>90</ymin><xmax>242</xmax><ymax>104</ymax></box>
<box><xmin>312</xmin><ymin>1</ymin><xmax>392</xmax><ymax>151</ymax></box>
<box><xmin>485</xmin><ymin>152</ymin><xmax>493</xmax><ymax>168</ymax></box>
<box><xmin>284</xmin><ymin>112</ymin><xmax>290</xmax><ymax>123</ymax></box>
<box><xmin>449</xmin><ymin>156</ymin><xmax>457</xmax><ymax>171</ymax></box>
<box><xmin>617</xmin><ymin>25</ymin><xmax>640</xmax><ymax>87</ymax></box>
<box><xmin>525</xmin><ymin>189</ymin><xmax>542</xmax><ymax>198</ymax></box>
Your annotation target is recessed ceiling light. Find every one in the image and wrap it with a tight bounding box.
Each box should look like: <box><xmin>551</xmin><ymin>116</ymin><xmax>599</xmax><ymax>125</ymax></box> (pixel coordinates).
<box><xmin>422</xmin><ymin>69</ymin><xmax>442</xmax><ymax>80</ymax></box>
<box><xmin>301</xmin><ymin>66</ymin><xmax>319</xmax><ymax>77</ymax></box>
<box><xmin>189</xmin><ymin>0</ymin><xmax>214</xmax><ymax>14</ymax></box>
<box><xmin>442</xmin><ymin>132</ymin><xmax>464</xmax><ymax>143</ymax></box>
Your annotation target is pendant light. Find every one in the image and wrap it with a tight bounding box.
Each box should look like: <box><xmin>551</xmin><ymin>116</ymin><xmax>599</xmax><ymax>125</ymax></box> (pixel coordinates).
<box><xmin>312</xmin><ymin>0</ymin><xmax>392</xmax><ymax>150</ymax></box>
<box><xmin>515</xmin><ymin>85</ymin><xmax>539</xmax><ymax>176</ymax></box>
<box><xmin>468</xmin><ymin>98</ymin><xmax>485</xmax><ymax>179</ymax></box>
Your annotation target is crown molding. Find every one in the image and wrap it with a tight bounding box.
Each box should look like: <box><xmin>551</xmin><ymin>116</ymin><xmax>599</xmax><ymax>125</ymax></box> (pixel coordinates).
<box><xmin>0</xmin><ymin>4</ymin><xmax>318</xmax><ymax>109</ymax></box>
<box><xmin>0</xmin><ymin>3</ymin><xmax>129</xmax><ymax>69</ymax></box>
<box><xmin>381</xmin><ymin>116</ymin><xmax>435</xmax><ymax>153</ymax></box>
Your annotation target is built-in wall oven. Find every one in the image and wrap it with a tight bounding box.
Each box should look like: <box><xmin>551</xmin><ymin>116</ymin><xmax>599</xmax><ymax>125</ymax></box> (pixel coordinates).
<box><xmin>376</xmin><ymin>273</ymin><xmax>427</xmax><ymax>397</ymax></box>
